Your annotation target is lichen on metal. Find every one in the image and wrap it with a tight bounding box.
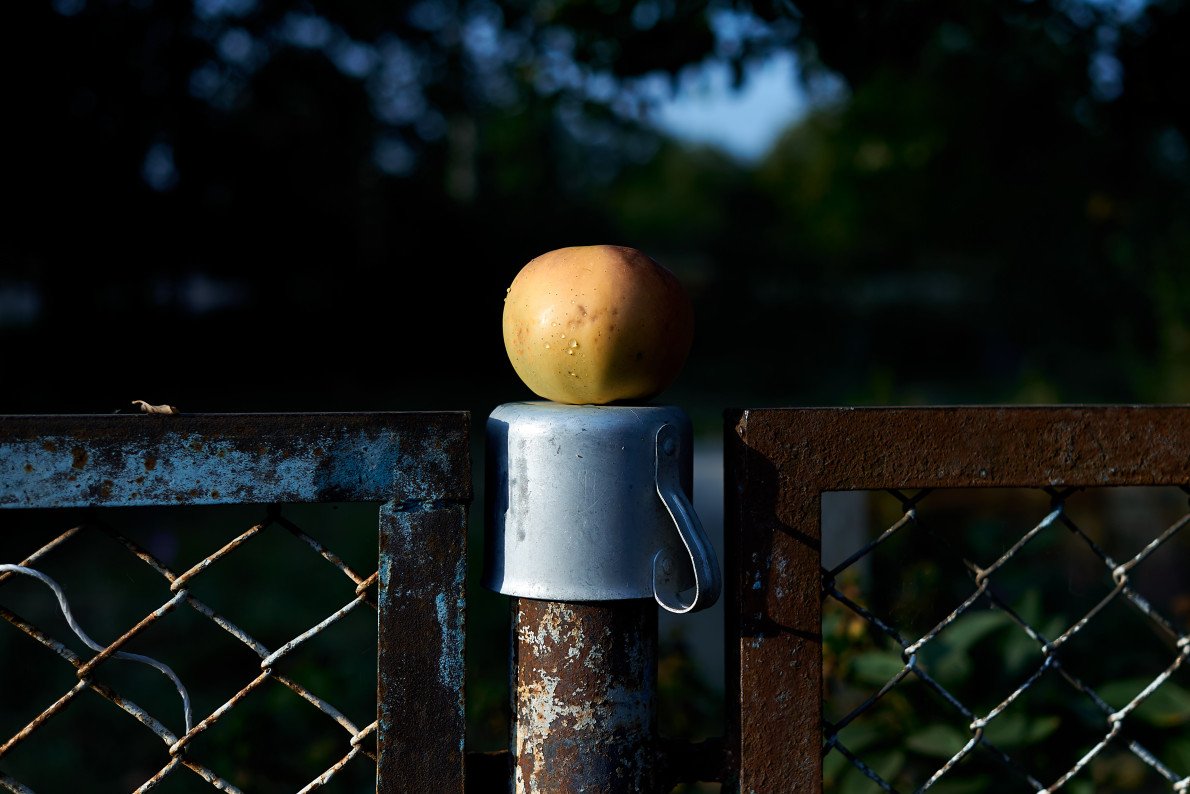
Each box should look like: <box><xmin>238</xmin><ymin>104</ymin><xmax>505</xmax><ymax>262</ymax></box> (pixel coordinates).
<box><xmin>435</xmin><ymin>591</ymin><xmax>465</xmax><ymax>692</ymax></box>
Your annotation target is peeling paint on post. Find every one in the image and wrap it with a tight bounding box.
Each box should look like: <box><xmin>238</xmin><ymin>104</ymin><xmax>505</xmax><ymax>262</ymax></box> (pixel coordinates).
<box><xmin>512</xmin><ymin>597</ymin><xmax>657</xmax><ymax>794</ymax></box>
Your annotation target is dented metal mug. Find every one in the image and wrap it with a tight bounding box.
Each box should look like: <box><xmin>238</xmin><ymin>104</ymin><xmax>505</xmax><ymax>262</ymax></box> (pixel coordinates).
<box><xmin>483</xmin><ymin>401</ymin><xmax>721</xmax><ymax>613</ymax></box>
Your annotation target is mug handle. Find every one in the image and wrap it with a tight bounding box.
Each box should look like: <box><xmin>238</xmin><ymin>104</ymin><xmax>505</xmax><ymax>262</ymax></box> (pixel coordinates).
<box><xmin>652</xmin><ymin>423</ymin><xmax>722</xmax><ymax>614</ymax></box>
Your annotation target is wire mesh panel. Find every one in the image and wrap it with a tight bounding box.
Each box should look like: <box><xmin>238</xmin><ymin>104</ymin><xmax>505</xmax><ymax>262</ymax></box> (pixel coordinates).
<box><xmin>725</xmin><ymin>406</ymin><xmax>1190</xmax><ymax>793</ymax></box>
<box><xmin>822</xmin><ymin>486</ymin><xmax>1190</xmax><ymax>793</ymax></box>
<box><xmin>0</xmin><ymin>413</ymin><xmax>470</xmax><ymax>793</ymax></box>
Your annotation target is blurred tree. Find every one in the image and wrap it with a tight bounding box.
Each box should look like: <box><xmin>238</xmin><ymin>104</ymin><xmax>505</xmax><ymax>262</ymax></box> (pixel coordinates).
<box><xmin>5</xmin><ymin>0</ymin><xmax>1189</xmax><ymax>411</ymax></box>
<box><xmin>605</xmin><ymin>0</ymin><xmax>1190</xmax><ymax>405</ymax></box>
<box><xmin>0</xmin><ymin>0</ymin><xmax>794</xmax><ymax>413</ymax></box>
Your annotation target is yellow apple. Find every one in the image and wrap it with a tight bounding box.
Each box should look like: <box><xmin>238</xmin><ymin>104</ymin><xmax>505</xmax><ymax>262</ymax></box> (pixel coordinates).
<box><xmin>502</xmin><ymin>244</ymin><xmax>694</xmax><ymax>405</ymax></box>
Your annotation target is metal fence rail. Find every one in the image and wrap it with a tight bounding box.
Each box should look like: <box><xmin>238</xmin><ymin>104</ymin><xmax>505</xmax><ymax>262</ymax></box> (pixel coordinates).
<box><xmin>16</xmin><ymin>406</ymin><xmax>1188</xmax><ymax>791</ymax></box>
<box><xmin>0</xmin><ymin>413</ymin><xmax>470</xmax><ymax>793</ymax></box>
<box><xmin>725</xmin><ymin>406</ymin><xmax>1190</xmax><ymax>793</ymax></box>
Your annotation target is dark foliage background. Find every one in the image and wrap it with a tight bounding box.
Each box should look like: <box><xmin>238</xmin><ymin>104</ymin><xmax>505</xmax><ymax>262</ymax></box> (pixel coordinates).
<box><xmin>6</xmin><ymin>0</ymin><xmax>1190</xmax><ymax>421</ymax></box>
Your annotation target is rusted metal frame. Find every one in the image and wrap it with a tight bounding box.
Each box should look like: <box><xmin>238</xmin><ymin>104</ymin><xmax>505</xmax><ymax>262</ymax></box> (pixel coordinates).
<box><xmin>0</xmin><ymin>412</ymin><xmax>472</xmax><ymax>794</ymax></box>
<box><xmin>725</xmin><ymin>405</ymin><xmax>1190</xmax><ymax>794</ymax></box>
<box><xmin>0</xmin><ymin>412</ymin><xmax>470</xmax><ymax>508</ymax></box>
<box><xmin>378</xmin><ymin>502</ymin><xmax>467</xmax><ymax>792</ymax></box>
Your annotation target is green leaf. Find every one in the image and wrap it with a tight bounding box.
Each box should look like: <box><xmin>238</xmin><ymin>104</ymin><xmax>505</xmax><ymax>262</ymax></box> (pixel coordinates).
<box><xmin>983</xmin><ymin>712</ymin><xmax>1027</xmax><ymax>747</ymax></box>
<box><xmin>983</xmin><ymin>712</ymin><xmax>1060</xmax><ymax>747</ymax></box>
<box><xmin>836</xmin><ymin>721</ymin><xmax>890</xmax><ymax>754</ymax></box>
<box><xmin>840</xmin><ymin>766</ymin><xmax>885</xmax><ymax>794</ymax></box>
<box><xmin>1026</xmin><ymin>714</ymin><xmax>1061</xmax><ymax>742</ymax></box>
<box><xmin>839</xmin><ymin>750</ymin><xmax>906</xmax><ymax>794</ymax></box>
<box><xmin>1098</xmin><ymin>678</ymin><xmax>1190</xmax><ymax>727</ymax></box>
<box><xmin>928</xmin><ymin>778</ymin><xmax>991</xmax><ymax>794</ymax></box>
<box><xmin>1014</xmin><ymin>588</ymin><xmax>1043</xmax><ymax>626</ymax></box>
<box><xmin>924</xmin><ymin>610</ymin><xmax>1013</xmax><ymax>687</ymax></box>
<box><xmin>823</xmin><ymin>746</ymin><xmax>851</xmax><ymax>784</ymax></box>
<box><xmin>1041</xmin><ymin>616</ymin><xmax>1067</xmax><ymax>644</ymax></box>
<box><xmin>1166</xmin><ymin>737</ymin><xmax>1190</xmax><ymax>772</ymax></box>
<box><xmin>930</xmin><ymin>649</ymin><xmax>973</xmax><ymax>687</ymax></box>
<box><xmin>850</xmin><ymin>651</ymin><xmax>906</xmax><ymax>686</ymax></box>
<box><xmin>939</xmin><ymin>610</ymin><xmax>1011</xmax><ymax>653</ymax></box>
<box><xmin>1002</xmin><ymin>625</ymin><xmax>1041</xmax><ymax>674</ymax></box>
<box><xmin>867</xmin><ymin>750</ymin><xmax>906</xmax><ymax>786</ymax></box>
<box><xmin>906</xmin><ymin>723</ymin><xmax>970</xmax><ymax>758</ymax></box>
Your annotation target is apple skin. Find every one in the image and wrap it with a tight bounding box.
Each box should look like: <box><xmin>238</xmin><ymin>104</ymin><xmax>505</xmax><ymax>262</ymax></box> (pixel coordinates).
<box><xmin>502</xmin><ymin>245</ymin><xmax>694</xmax><ymax>405</ymax></box>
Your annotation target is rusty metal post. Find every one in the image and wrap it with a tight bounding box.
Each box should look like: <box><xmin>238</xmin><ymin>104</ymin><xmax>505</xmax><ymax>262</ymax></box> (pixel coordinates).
<box><xmin>511</xmin><ymin>598</ymin><xmax>657</xmax><ymax>794</ymax></box>
<box><xmin>485</xmin><ymin>402</ymin><xmax>721</xmax><ymax>793</ymax></box>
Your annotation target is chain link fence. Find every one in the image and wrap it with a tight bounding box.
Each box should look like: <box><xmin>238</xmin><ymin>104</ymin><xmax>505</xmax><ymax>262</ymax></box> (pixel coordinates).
<box><xmin>823</xmin><ymin>486</ymin><xmax>1190</xmax><ymax>793</ymax></box>
<box><xmin>0</xmin><ymin>413</ymin><xmax>470</xmax><ymax>793</ymax></box>
<box><xmin>727</xmin><ymin>406</ymin><xmax>1190</xmax><ymax>793</ymax></box>
<box><xmin>1</xmin><ymin>504</ymin><xmax>382</xmax><ymax>792</ymax></box>
<box><xmin>12</xmin><ymin>407</ymin><xmax>1190</xmax><ymax>791</ymax></box>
